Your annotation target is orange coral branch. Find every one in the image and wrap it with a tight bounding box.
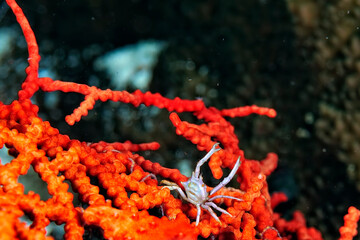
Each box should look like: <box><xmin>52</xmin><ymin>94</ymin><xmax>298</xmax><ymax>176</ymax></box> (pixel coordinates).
<box><xmin>339</xmin><ymin>207</ymin><xmax>360</xmax><ymax>240</ymax></box>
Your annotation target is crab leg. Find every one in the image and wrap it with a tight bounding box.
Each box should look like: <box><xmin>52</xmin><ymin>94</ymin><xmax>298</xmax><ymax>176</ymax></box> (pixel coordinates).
<box><xmin>195</xmin><ymin>205</ymin><xmax>202</xmax><ymax>226</ymax></box>
<box><xmin>208</xmin><ymin>195</ymin><xmax>243</xmax><ymax>202</ymax></box>
<box><xmin>201</xmin><ymin>204</ymin><xmax>220</xmax><ymax>223</ymax></box>
<box><xmin>194</xmin><ymin>143</ymin><xmax>220</xmax><ymax>178</ymax></box>
<box><xmin>209</xmin><ymin>156</ymin><xmax>241</xmax><ymax>196</ymax></box>
<box><xmin>161</xmin><ymin>181</ymin><xmax>188</xmax><ymax>200</ymax></box>
<box><xmin>204</xmin><ymin>201</ymin><xmax>232</xmax><ymax>216</ymax></box>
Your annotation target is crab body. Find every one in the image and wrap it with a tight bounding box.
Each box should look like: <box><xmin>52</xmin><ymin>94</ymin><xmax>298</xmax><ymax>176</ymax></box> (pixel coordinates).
<box><xmin>181</xmin><ymin>175</ymin><xmax>208</xmax><ymax>205</ymax></box>
<box><xmin>162</xmin><ymin>143</ymin><xmax>242</xmax><ymax>226</ymax></box>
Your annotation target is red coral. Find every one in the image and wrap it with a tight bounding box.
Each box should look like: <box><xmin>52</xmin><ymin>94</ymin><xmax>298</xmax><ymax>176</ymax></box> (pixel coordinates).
<box><xmin>0</xmin><ymin>0</ymin><xmax>359</xmax><ymax>239</ymax></box>
<box><xmin>339</xmin><ymin>207</ymin><xmax>360</xmax><ymax>240</ymax></box>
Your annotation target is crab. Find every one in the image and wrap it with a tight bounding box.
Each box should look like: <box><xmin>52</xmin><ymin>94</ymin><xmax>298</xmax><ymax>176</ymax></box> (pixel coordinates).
<box><xmin>161</xmin><ymin>143</ymin><xmax>242</xmax><ymax>226</ymax></box>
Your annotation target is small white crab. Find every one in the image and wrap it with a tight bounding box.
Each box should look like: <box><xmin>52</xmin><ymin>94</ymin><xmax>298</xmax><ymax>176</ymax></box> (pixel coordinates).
<box><xmin>161</xmin><ymin>143</ymin><xmax>242</xmax><ymax>226</ymax></box>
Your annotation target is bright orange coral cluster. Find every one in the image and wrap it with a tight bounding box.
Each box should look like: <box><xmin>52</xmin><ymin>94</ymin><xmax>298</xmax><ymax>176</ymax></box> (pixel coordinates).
<box><xmin>1</xmin><ymin>0</ymin><xmax>359</xmax><ymax>239</ymax></box>
<box><xmin>0</xmin><ymin>88</ymin><xmax>283</xmax><ymax>240</ymax></box>
<box><xmin>0</xmin><ymin>99</ymin><xmax>197</xmax><ymax>239</ymax></box>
